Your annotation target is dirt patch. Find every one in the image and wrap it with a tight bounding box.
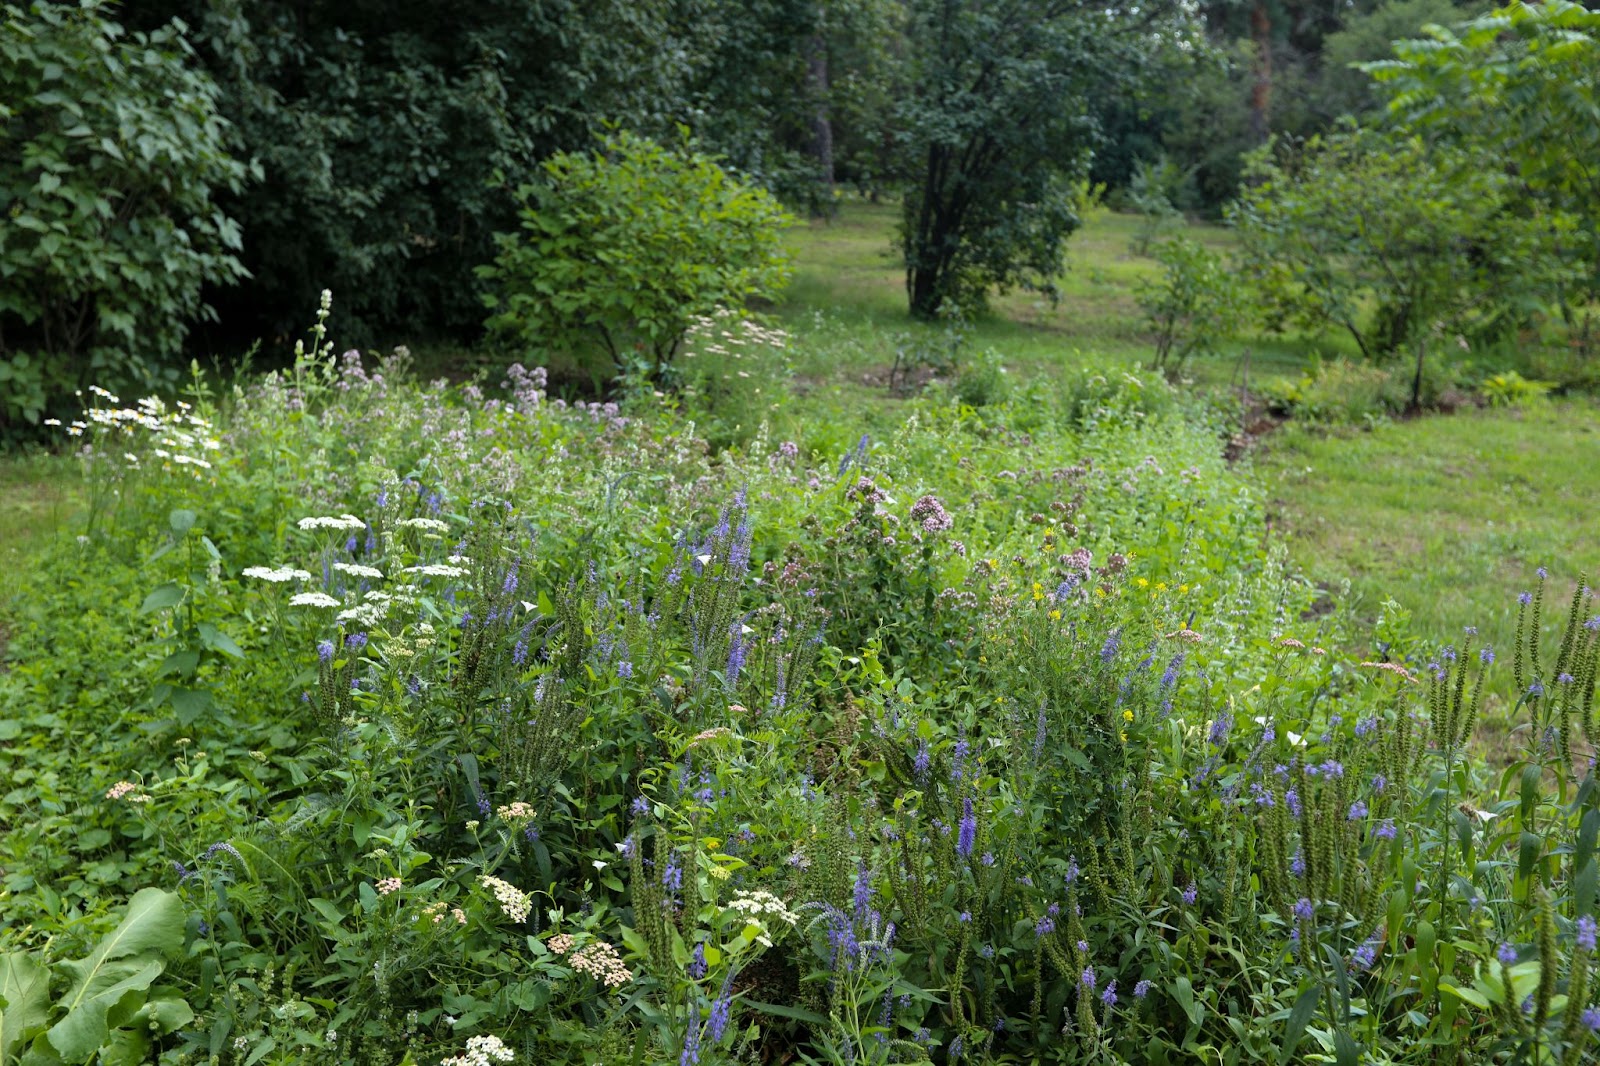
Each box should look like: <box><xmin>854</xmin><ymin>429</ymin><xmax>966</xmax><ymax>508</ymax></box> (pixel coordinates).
<box><xmin>1223</xmin><ymin>393</ymin><xmax>1287</xmax><ymax>463</ymax></box>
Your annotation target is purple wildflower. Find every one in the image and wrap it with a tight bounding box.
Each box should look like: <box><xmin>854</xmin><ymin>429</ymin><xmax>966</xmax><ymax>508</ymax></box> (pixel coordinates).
<box><xmin>1182</xmin><ymin>882</ymin><xmax>1197</xmax><ymax>906</ymax></box>
<box><xmin>1101</xmin><ymin>980</ymin><xmax>1118</xmax><ymax>1007</ymax></box>
<box><xmin>662</xmin><ymin>855</ymin><xmax>684</xmax><ymax>894</ymax></box>
<box><xmin>1081</xmin><ymin>967</ymin><xmax>1096</xmax><ymax>991</ymax></box>
<box><xmin>1036</xmin><ymin>914</ymin><xmax>1056</xmax><ymax>936</ymax></box>
<box><xmin>1348</xmin><ymin>801</ymin><xmax>1368</xmax><ymax>820</ymax></box>
<box><xmin>1519</xmin><ymin>592</ymin><xmax>1533</xmax><ymax>606</ymax></box>
<box><xmin>1101</xmin><ymin>628</ymin><xmax>1122</xmax><ymax>664</ymax></box>
<box><xmin>912</xmin><ymin>738</ymin><xmax>931</xmax><ymax>781</ymax></box>
<box><xmin>957</xmin><ymin>797</ymin><xmax>977</xmax><ymax>858</ymax></box>
<box><xmin>1293</xmin><ymin>898</ymin><xmax>1314</xmax><ymax>922</ymax></box>
<box><xmin>1583</xmin><ymin>1006</ymin><xmax>1600</xmax><ymax>1032</ymax></box>
<box><xmin>1481</xmin><ymin>647</ymin><xmax>1495</xmax><ymax>665</ymax></box>
<box><xmin>1579</xmin><ymin>915</ymin><xmax>1597</xmax><ymax>953</ymax></box>
<box><xmin>1375</xmin><ymin>820</ymin><xmax>1397</xmax><ymax>840</ymax></box>
<box><xmin>1134</xmin><ymin>979</ymin><xmax>1151</xmax><ymax>999</ymax></box>
<box><xmin>1290</xmin><ymin>852</ymin><xmax>1306</xmax><ymax>877</ymax></box>
<box><xmin>317</xmin><ymin>640</ymin><xmax>334</xmax><ymax>664</ymax></box>
<box><xmin>1497</xmin><ymin>942</ymin><xmax>1518</xmax><ymax>966</ymax></box>
<box><xmin>688</xmin><ymin>943</ymin><xmax>707</xmax><ymax>979</ymax></box>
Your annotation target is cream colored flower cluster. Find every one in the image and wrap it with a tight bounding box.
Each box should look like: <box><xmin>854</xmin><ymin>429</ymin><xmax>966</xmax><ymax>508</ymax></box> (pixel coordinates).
<box><xmin>728</xmin><ymin>889</ymin><xmax>799</xmax><ymax>926</ymax></box>
<box><xmin>478</xmin><ymin>875</ymin><xmax>532</xmax><ymax>923</ymax></box>
<box><xmin>439</xmin><ymin>1034</ymin><xmax>514</xmax><ymax>1066</ymax></box>
<box><xmin>105</xmin><ymin>781</ymin><xmax>151</xmax><ymax>803</ymax></box>
<box><xmin>566</xmin><ymin>941</ymin><xmax>632</xmax><ymax>989</ymax></box>
<box><xmin>422</xmin><ymin>901</ymin><xmax>467</xmax><ymax>926</ymax></box>
<box><xmin>242</xmin><ymin>566</ymin><xmax>313</xmax><ymax>583</ymax></box>
<box><xmin>297</xmin><ymin>514</ymin><xmax>367</xmax><ymax>532</ymax></box>
<box><xmin>496</xmin><ymin>801</ymin><xmax>535</xmax><ymax>823</ymax></box>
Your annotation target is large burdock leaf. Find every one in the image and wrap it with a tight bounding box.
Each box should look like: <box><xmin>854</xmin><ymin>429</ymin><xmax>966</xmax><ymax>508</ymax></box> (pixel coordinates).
<box><xmin>46</xmin><ymin>889</ymin><xmax>183</xmax><ymax>1063</ymax></box>
<box><xmin>0</xmin><ymin>952</ymin><xmax>52</xmax><ymax>1061</ymax></box>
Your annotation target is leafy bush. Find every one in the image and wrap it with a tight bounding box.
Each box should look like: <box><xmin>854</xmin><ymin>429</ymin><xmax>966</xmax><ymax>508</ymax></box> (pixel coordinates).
<box><xmin>480</xmin><ymin>131</ymin><xmax>793</xmax><ymax>385</ymax></box>
<box><xmin>0</xmin><ymin>1</ymin><xmax>249</xmax><ymax>433</ymax></box>
<box><xmin>1479</xmin><ymin>369</ymin><xmax>1555</xmax><ymax>408</ymax></box>
<box><xmin>1126</xmin><ymin>157</ymin><xmax>1189</xmax><ymax>256</ymax></box>
<box><xmin>1134</xmin><ymin>237</ymin><xmax>1244</xmax><ymax>377</ymax></box>
<box><xmin>1231</xmin><ymin>127</ymin><xmax>1575</xmax><ymax>407</ymax></box>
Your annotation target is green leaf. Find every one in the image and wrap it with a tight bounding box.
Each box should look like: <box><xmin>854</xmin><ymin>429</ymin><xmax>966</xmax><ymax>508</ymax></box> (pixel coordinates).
<box><xmin>48</xmin><ymin>888</ymin><xmax>183</xmax><ymax>1062</ymax></box>
<box><xmin>1278</xmin><ymin>983</ymin><xmax>1320</xmax><ymax>1065</ymax></box>
<box><xmin>0</xmin><ymin>953</ymin><xmax>51</xmax><ymax>1062</ymax></box>
<box><xmin>167</xmin><ymin>510</ymin><xmax>196</xmax><ymax>535</ymax></box>
<box><xmin>1439</xmin><ymin>980</ymin><xmax>1490</xmax><ymax>1009</ymax></box>
<box><xmin>1333</xmin><ymin>1030</ymin><xmax>1361</xmax><ymax>1066</ymax></box>
<box><xmin>196</xmin><ymin>623</ymin><xmax>242</xmax><ymax>659</ymax></box>
<box><xmin>137</xmin><ymin>584</ymin><xmax>184</xmax><ymax>615</ymax></box>
<box><xmin>168</xmin><ymin>688</ymin><xmax>211</xmax><ymax>725</ymax></box>
<box><xmin>745</xmin><ymin>1000</ymin><xmax>829</xmax><ymax>1025</ymax></box>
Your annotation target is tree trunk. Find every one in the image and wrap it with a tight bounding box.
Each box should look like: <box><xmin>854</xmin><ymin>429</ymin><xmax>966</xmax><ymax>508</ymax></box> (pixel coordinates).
<box><xmin>806</xmin><ymin>33</ymin><xmax>835</xmax><ymax>212</ymax></box>
<box><xmin>1249</xmin><ymin>1</ymin><xmax>1273</xmax><ymax>144</ymax></box>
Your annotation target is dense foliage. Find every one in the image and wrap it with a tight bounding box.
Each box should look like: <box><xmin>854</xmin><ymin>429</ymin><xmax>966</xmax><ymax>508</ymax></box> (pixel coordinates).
<box><xmin>1231</xmin><ymin>128</ymin><xmax>1572</xmax><ymax>405</ymax></box>
<box><xmin>480</xmin><ymin>132</ymin><xmax>793</xmax><ymax>384</ymax></box>
<box><xmin>1369</xmin><ymin>0</ymin><xmax>1600</xmax><ymax>353</ymax></box>
<box><xmin>3</xmin><ymin>315</ymin><xmax>1599</xmax><ymax>1064</ymax></box>
<box><xmin>0</xmin><ymin>1</ymin><xmax>248</xmax><ymax>434</ymax></box>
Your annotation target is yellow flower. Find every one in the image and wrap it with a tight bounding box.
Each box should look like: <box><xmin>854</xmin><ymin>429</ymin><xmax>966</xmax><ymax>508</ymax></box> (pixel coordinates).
<box><xmin>1136</xmin><ymin>577</ymin><xmax>1149</xmax><ymax>588</ymax></box>
<box><xmin>1095</xmin><ymin>587</ymin><xmax>1106</xmax><ymax>598</ymax></box>
<box><xmin>1032</xmin><ymin>581</ymin><xmax>1044</xmax><ymax>601</ymax></box>
<box><xmin>1120</xmin><ymin>731</ymin><xmax>1128</xmax><ymax>743</ymax></box>
<box><xmin>1155</xmin><ymin>582</ymin><xmax>1168</xmax><ymax>592</ymax></box>
<box><xmin>1179</xmin><ymin>584</ymin><xmax>1189</xmax><ymax>593</ymax></box>
<box><xmin>1123</xmin><ymin>709</ymin><xmax>1134</xmax><ymax>722</ymax></box>
<box><xmin>1049</xmin><ymin>609</ymin><xmax>1062</xmax><ymax>621</ymax></box>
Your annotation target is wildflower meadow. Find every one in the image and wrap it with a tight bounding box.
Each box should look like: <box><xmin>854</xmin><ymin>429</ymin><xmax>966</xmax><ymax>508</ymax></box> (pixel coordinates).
<box><xmin>4</xmin><ymin>3</ymin><xmax>1600</xmax><ymax>1063</ymax></box>
<box><xmin>1</xmin><ymin>293</ymin><xmax>1598</xmax><ymax>1066</ymax></box>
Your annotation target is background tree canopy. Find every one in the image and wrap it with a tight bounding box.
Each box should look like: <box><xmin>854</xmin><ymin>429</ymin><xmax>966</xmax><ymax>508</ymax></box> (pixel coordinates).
<box><xmin>3</xmin><ymin>0</ymin><xmax>1595</xmax><ymax>429</ymax></box>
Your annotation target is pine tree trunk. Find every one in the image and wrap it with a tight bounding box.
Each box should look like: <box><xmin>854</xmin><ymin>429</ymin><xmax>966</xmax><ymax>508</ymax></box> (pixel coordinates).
<box><xmin>1250</xmin><ymin>1</ymin><xmax>1273</xmax><ymax>144</ymax></box>
<box><xmin>807</xmin><ymin>33</ymin><xmax>835</xmax><ymax>212</ymax></box>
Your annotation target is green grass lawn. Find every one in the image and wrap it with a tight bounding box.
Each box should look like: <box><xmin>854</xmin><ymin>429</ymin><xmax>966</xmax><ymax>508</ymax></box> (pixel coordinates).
<box><xmin>1254</xmin><ymin>400</ymin><xmax>1600</xmax><ymax>739</ymax></box>
<box><xmin>0</xmin><ymin>452</ymin><xmax>77</xmax><ymax>610</ymax></box>
<box><xmin>778</xmin><ymin>199</ymin><xmax>1341</xmax><ymax>389</ymax></box>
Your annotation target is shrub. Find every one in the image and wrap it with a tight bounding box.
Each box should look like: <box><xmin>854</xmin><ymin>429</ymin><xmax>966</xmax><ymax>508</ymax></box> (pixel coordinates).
<box><xmin>479</xmin><ymin>130</ymin><xmax>793</xmax><ymax>386</ymax></box>
<box><xmin>1231</xmin><ymin>127</ymin><xmax>1575</xmax><ymax>408</ymax></box>
<box><xmin>0</xmin><ymin>1</ymin><xmax>249</xmax><ymax>433</ymax></box>
<box><xmin>1134</xmin><ymin>236</ymin><xmax>1244</xmax><ymax>377</ymax></box>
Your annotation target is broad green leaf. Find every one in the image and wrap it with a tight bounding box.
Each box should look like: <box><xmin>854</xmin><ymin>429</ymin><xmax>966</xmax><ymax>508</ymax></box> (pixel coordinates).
<box><xmin>47</xmin><ymin>888</ymin><xmax>183</xmax><ymax>1061</ymax></box>
<box><xmin>137</xmin><ymin>584</ymin><xmax>184</xmax><ymax>615</ymax></box>
<box><xmin>0</xmin><ymin>953</ymin><xmax>51</xmax><ymax>1062</ymax></box>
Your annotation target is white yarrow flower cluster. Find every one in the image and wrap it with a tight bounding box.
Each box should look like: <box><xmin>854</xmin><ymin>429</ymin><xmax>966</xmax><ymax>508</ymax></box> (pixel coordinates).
<box><xmin>298</xmin><ymin>514</ymin><xmax>366</xmax><ymax>532</ymax></box>
<box><xmin>478</xmin><ymin>875</ymin><xmax>532</xmax><ymax>923</ymax></box>
<box><xmin>404</xmin><ymin>564</ymin><xmax>469</xmax><ymax>578</ymax></box>
<box><xmin>242</xmin><ymin>566</ymin><xmax>313</xmax><ymax>583</ymax></box>
<box><xmin>333</xmin><ymin>562</ymin><xmax>385</xmax><ymax>579</ymax></box>
<box><xmin>727</xmin><ymin>889</ymin><xmax>800</xmax><ymax>926</ymax></box>
<box><xmin>397</xmin><ymin>517</ymin><xmax>450</xmax><ymax>531</ymax></box>
<box><xmin>289</xmin><ymin>592</ymin><xmax>341</xmax><ymax>608</ymax></box>
<box><xmin>439</xmin><ymin>1034</ymin><xmax>515</xmax><ymax>1066</ymax></box>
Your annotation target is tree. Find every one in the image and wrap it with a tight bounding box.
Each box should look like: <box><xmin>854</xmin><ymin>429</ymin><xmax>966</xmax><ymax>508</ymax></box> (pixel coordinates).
<box><xmin>0</xmin><ymin>1</ymin><xmax>248</xmax><ymax>431</ymax></box>
<box><xmin>898</xmin><ymin>0</ymin><xmax>1184</xmax><ymax>318</ymax></box>
<box><xmin>1231</xmin><ymin>128</ymin><xmax>1573</xmax><ymax>407</ymax></box>
<box><xmin>1368</xmin><ymin>0</ymin><xmax>1600</xmax><ymax>348</ymax></box>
